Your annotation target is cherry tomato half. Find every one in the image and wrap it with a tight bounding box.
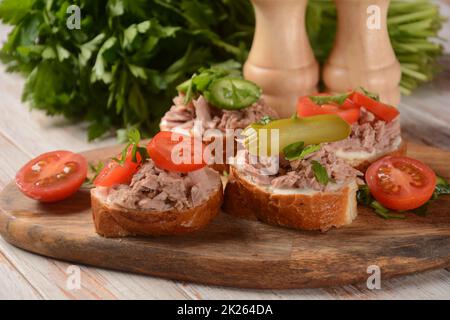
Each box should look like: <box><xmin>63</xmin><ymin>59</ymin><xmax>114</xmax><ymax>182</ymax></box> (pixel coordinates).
<box><xmin>15</xmin><ymin>150</ymin><xmax>88</xmax><ymax>202</ymax></box>
<box><xmin>350</xmin><ymin>92</ymin><xmax>399</xmax><ymax>122</ymax></box>
<box><xmin>94</xmin><ymin>146</ymin><xmax>142</xmax><ymax>187</ymax></box>
<box><xmin>147</xmin><ymin>131</ymin><xmax>207</xmax><ymax>172</ymax></box>
<box><xmin>296</xmin><ymin>96</ymin><xmax>360</xmax><ymax>124</ymax></box>
<box><xmin>366</xmin><ymin>156</ymin><xmax>436</xmax><ymax>211</ymax></box>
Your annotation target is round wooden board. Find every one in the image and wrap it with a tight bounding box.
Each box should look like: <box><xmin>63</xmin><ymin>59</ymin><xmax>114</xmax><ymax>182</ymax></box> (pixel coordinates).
<box><xmin>0</xmin><ymin>143</ymin><xmax>449</xmax><ymax>289</ymax></box>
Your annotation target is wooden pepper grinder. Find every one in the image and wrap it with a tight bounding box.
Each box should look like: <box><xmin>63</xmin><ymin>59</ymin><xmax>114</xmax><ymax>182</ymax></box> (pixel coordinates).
<box><xmin>244</xmin><ymin>0</ymin><xmax>319</xmax><ymax>118</ymax></box>
<box><xmin>323</xmin><ymin>0</ymin><xmax>401</xmax><ymax>105</ymax></box>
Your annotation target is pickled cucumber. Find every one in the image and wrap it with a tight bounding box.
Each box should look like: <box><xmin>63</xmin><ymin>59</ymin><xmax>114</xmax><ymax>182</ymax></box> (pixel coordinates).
<box><xmin>243</xmin><ymin>114</ymin><xmax>351</xmax><ymax>156</ymax></box>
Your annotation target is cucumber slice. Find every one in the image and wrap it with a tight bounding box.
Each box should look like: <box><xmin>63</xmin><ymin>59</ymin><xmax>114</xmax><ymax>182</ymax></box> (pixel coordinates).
<box><xmin>205</xmin><ymin>77</ymin><xmax>261</xmax><ymax>110</ymax></box>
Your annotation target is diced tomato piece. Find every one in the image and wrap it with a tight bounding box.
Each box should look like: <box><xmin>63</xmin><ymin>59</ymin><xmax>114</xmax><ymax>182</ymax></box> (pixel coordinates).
<box><xmin>350</xmin><ymin>92</ymin><xmax>399</xmax><ymax>122</ymax></box>
<box><xmin>335</xmin><ymin>107</ymin><xmax>360</xmax><ymax>124</ymax></box>
<box><xmin>94</xmin><ymin>147</ymin><xmax>142</xmax><ymax>187</ymax></box>
<box><xmin>297</xmin><ymin>96</ymin><xmax>360</xmax><ymax>124</ymax></box>
<box><xmin>340</xmin><ymin>98</ymin><xmax>358</xmax><ymax>110</ymax></box>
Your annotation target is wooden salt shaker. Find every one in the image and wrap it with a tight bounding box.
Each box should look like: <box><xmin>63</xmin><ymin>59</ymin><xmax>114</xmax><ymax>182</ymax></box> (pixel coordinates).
<box><xmin>323</xmin><ymin>0</ymin><xmax>401</xmax><ymax>105</ymax></box>
<box><xmin>244</xmin><ymin>0</ymin><xmax>319</xmax><ymax>118</ymax></box>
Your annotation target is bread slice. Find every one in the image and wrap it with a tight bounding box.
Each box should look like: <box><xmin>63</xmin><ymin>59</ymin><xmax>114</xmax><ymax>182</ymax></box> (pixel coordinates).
<box><xmin>91</xmin><ymin>183</ymin><xmax>223</xmax><ymax>238</ymax></box>
<box><xmin>223</xmin><ymin>166</ymin><xmax>358</xmax><ymax>232</ymax></box>
<box><xmin>337</xmin><ymin>139</ymin><xmax>407</xmax><ymax>172</ymax></box>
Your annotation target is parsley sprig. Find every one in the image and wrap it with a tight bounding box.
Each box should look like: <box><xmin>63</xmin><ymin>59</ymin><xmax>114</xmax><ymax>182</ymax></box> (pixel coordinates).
<box><xmin>358</xmin><ymin>87</ymin><xmax>380</xmax><ymax>101</ymax></box>
<box><xmin>177</xmin><ymin>61</ymin><xmax>241</xmax><ymax>105</ymax></box>
<box><xmin>282</xmin><ymin>141</ymin><xmax>330</xmax><ymax>186</ymax></box>
<box><xmin>112</xmin><ymin>128</ymin><xmax>149</xmax><ymax>165</ymax></box>
<box><xmin>83</xmin><ymin>161</ymin><xmax>105</xmax><ymax>188</ymax></box>
<box><xmin>309</xmin><ymin>93</ymin><xmax>351</xmax><ymax>105</ymax></box>
<box><xmin>308</xmin><ymin>87</ymin><xmax>380</xmax><ymax>106</ymax></box>
<box><xmin>83</xmin><ymin>129</ymin><xmax>148</xmax><ymax>188</ymax></box>
<box><xmin>283</xmin><ymin>141</ymin><xmax>321</xmax><ymax>161</ymax></box>
<box><xmin>357</xmin><ymin>176</ymin><xmax>450</xmax><ymax>219</ymax></box>
<box><xmin>258</xmin><ymin>115</ymin><xmax>273</xmax><ymax>125</ymax></box>
<box><xmin>311</xmin><ymin>160</ymin><xmax>331</xmax><ymax>186</ymax></box>
<box><xmin>356</xmin><ymin>185</ymin><xmax>405</xmax><ymax>219</ymax></box>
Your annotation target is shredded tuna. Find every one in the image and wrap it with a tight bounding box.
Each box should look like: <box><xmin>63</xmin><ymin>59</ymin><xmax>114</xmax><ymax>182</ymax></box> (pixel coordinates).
<box><xmin>160</xmin><ymin>94</ymin><xmax>278</xmax><ymax>134</ymax></box>
<box><xmin>105</xmin><ymin>159</ymin><xmax>220</xmax><ymax>211</ymax></box>
<box><xmin>192</xmin><ymin>96</ymin><xmax>212</xmax><ymax>123</ymax></box>
<box><xmin>328</xmin><ymin>108</ymin><xmax>401</xmax><ymax>154</ymax></box>
<box><xmin>239</xmin><ymin>148</ymin><xmax>362</xmax><ymax>192</ymax></box>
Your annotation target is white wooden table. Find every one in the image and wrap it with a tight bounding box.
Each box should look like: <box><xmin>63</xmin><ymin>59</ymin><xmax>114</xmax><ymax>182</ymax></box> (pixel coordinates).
<box><xmin>0</xmin><ymin>7</ymin><xmax>450</xmax><ymax>299</ymax></box>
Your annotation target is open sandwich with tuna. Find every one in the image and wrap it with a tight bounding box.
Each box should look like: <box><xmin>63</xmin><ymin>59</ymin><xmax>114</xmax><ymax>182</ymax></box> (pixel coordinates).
<box><xmin>91</xmin><ymin>159</ymin><xmax>223</xmax><ymax>238</ymax></box>
<box><xmin>224</xmin><ymin>146</ymin><xmax>362</xmax><ymax>232</ymax></box>
<box><xmin>160</xmin><ymin>73</ymin><xmax>278</xmax><ymax>172</ymax></box>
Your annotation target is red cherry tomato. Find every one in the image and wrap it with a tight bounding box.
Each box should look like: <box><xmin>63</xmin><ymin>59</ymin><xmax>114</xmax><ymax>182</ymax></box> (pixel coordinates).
<box><xmin>94</xmin><ymin>146</ymin><xmax>142</xmax><ymax>187</ymax></box>
<box><xmin>366</xmin><ymin>156</ymin><xmax>437</xmax><ymax>211</ymax></box>
<box><xmin>340</xmin><ymin>98</ymin><xmax>358</xmax><ymax>110</ymax></box>
<box><xmin>147</xmin><ymin>131</ymin><xmax>207</xmax><ymax>172</ymax></box>
<box><xmin>350</xmin><ymin>92</ymin><xmax>399</xmax><ymax>122</ymax></box>
<box><xmin>296</xmin><ymin>96</ymin><xmax>360</xmax><ymax>124</ymax></box>
<box><xmin>321</xmin><ymin>104</ymin><xmax>361</xmax><ymax>124</ymax></box>
<box><xmin>15</xmin><ymin>151</ymin><xmax>88</xmax><ymax>202</ymax></box>
<box><xmin>296</xmin><ymin>96</ymin><xmax>325</xmax><ymax>117</ymax></box>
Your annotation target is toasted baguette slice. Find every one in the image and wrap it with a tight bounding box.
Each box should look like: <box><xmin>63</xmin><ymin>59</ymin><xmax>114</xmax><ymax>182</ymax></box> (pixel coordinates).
<box><xmin>91</xmin><ymin>182</ymin><xmax>223</xmax><ymax>238</ymax></box>
<box><xmin>223</xmin><ymin>166</ymin><xmax>358</xmax><ymax>232</ymax></box>
<box><xmin>337</xmin><ymin>139</ymin><xmax>407</xmax><ymax>172</ymax></box>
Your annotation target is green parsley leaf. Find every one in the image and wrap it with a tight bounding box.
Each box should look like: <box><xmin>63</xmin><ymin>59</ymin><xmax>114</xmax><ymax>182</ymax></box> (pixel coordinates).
<box><xmin>183</xmin><ymin>73</ymin><xmax>196</xmax><ymax>105</ymax></box>
<box><xmin>283</xmin><ymin>142</ymin><xmax>321</xmax><ymax>161</ymax></box>
<box><xmin>127</xmin><ymin>127</ymin><xmax>141</xmax><ymax>145</ymax></box>
<box><xmin>309</xmin><ymin>93</ymin><xmax>350</xmax><ymax>105</ymax></box>
<box><xmin>83</xmin><ymin>161</ymin><xmax>105</xmax><ymax>187</ymax></box>
<box><xmin>299</xmin><ymin>144</ymin><xmax>321</xmax><ymax>159</ymax></box>
<box><xmin>370</xmin><ymin>201</ymin><xmax>406</xmax><ymax>220</ymax></box>
<box><xmin>283</xmin><ymin>141</ymin><xmax>305</xmax><ymax>161</ymax></box>
<box><xmin>79</xmin><ymin>34</ymin><xmax>106</xmax><ymax>66</ymax></box>
<box><xmin>177</xmin><ymin>61</ymin><xmax>245</xmax><ymax>105</ymax></box>
<box><xmin>90</xmin><ymin>161</ymin><xmax>104</xmax><ymax>181</ymax></box>
<box><xmin>412</xmin><ymin>175</ymin><xmax>450</xmax><ymax>216</ymax></box>
<box><xmin>258</xmin><ymin>115</ymin><xmax>273</xmax><ymax>125</ymax></box>
<box><xmin>0</xmin><ymin>0</ymin><xmax>34</xmax><ymax>24</ymax></box>
<box><xmin>359</xmin><ymin>87</ymin><xmax>380</xmax><ymax>101</ymax></box>
<box><xmin>411</xmin><ymin>175</ymin><xmax>450</xmax><ymax>217</ymax></box>
<box><xmin>356</xmin><ymin>185</ymin><xmax>373</xmax><ymax>206</ymax></box>
<box><xmin>311</xmin><ymin>160</ymin><xmax>330</xmax><ymax>185</ymax></box>
<box><xmin>434</xmin><ymin>175</ymin><xmax>450</xmax><ymax>197</ymax></box>
<box><xmin>411</xmin><ymin>203</ymin><xmax>429</xmax><ymax>217</ymax></box>
<box><xmin>113</xmin><ymin>129</ymin><xmax>148</xmax><ymax>166</ymax></box>
<box><xmin>357</xmin><ymin>184</ymin><xmax>408</xmax><ymax>219</ymax></box>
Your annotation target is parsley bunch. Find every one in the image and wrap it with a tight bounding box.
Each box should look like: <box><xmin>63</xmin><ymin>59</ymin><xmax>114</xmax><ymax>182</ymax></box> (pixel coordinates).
<box><xmin>0</xmin><ymin>0</ymin><xmax>255</xmax><ymax>140</ymax></box>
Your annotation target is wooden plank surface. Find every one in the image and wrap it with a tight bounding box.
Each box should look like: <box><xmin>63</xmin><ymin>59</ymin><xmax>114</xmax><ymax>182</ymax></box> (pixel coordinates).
<box><xmin>1</xmin><ymin>143</ymin><xmax>449</xmax><ymax>290</ymax></box>
<box><xmin>0</xmin><ymin>249</ymin><xmax>42</xmax><ymax>300</ymax></box>
<box><xmin>0</xmin><ymin>4</ymin><xmax>450</xmax><ymax>299</ymax></box>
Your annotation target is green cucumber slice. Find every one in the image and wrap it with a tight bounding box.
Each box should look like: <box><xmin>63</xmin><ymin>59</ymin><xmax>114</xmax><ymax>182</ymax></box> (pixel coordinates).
<box><xmin>205</xmin><ymin>77</ymin><xmax>261</xmax><ymax>110</ymax></box>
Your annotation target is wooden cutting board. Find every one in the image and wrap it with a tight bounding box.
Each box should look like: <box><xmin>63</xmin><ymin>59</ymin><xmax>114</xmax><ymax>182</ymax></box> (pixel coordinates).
<box><xmin>0</xmin><ymin>142</ymin><xmax>449</xmax><ymax>289</ymax></box>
